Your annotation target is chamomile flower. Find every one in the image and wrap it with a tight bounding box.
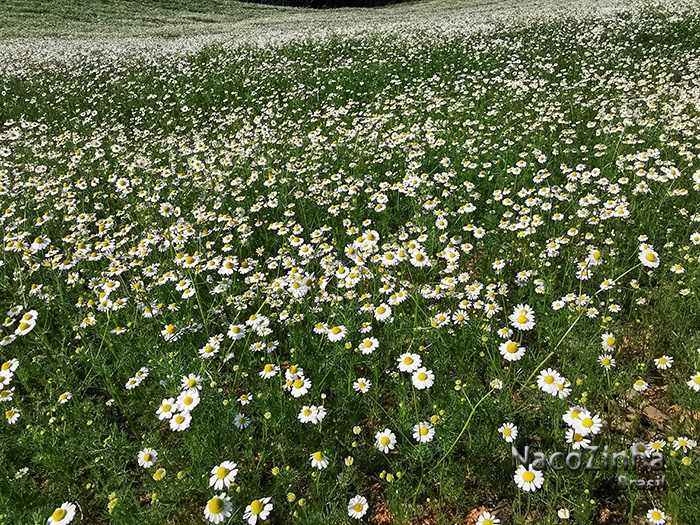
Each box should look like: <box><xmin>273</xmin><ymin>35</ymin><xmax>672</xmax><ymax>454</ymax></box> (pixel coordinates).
<box><xmin>259</xmin><ymin>363</ymin><xmax>280</xmax><ymax>379</ymax></box>
<box><xmin>176</xmin><ymin>389</ymin><xmax>200</xmax><ymax>412</ymax></box>
<box><xmin>687</xmin><ymin>372</ymin><xmax>700</xmax><ymax>391</ymax></box>
<box><xmin>181</xmin><ymin>373</ymin><xmax>203</xmax><ymax>390</ymax></box>
<box><xmin>672</xmin><ymin>436</ymin><xmax>695</xmax><ymax>453</ymax></box>
<box><xmin>5</xmin><ymin>407</ymin><xmax>20</xmax><ymax>424</ymax></box>
<box><xmin>169</xmin><ymin>412</ymin><xmax>192</xmax><ymax>431</ymax></box>
<box><xmin>565</xmin><ymin>428</ymin><xmax>591</xmax><ymax>450</ymax></box>
<box><xmin>536</xmin><ymin>368</ymin><xmax>562</xmax><ymax>396</ymax></box>
<box><xmin>509</xmin><ymin>304</ymin><xmax>535</xmax><ymax>331</ymax></box>
<box><xmin>290</xmin><ymin>377</ymin><xmax>311</xmax><ymax>398</ymax></box>
<box><xmin>209</xmin><ymin>461</ymin><xmax>238</xmax><ymax>490</ymax></box>
<box><xmin>243</xmin><ymin>497</ymin><xmax>273</xmax><ymax>524</ymax></box>
<box><xmin>412</xmin><ymin>367</ymin><xmax>435</xmax><ymax>390</ymax></box>
<box><xmin>348</xmin><ymin>495</ymin><xmax>369</xmax><ymax>519</ymax></box>
<box><xmin>397</xmin><ymin>352</ymin><xmax>422</xmax><ymax>373</ymax></box>
<box><xmin>359</xmin><ymin>337</ymin><xmax>379</xmax><ymax>355</ymax></box>
<box><xmin>646</xmin><ymin>508</ymin><xmax>666</xmax><ymax>524</ymax></box>
<box><xmin>204</xmin><ymin>494</ymin><xmax>232</xmax><ymax>524</ymax></box>
<box><xmin>138</xmin><ymin>448</ymin><xmax>157</xmax><ymax>468</ymax></box>
<box><xmin>310</xmin><ymin>451</ymin><xmax>329</xmax><ymax>470</ymax></box>
<box><xmin>234</xmin><ymin>413</ymin><xmax>250</xmax><ymax>429</ymax></box>
<box><xmin>514</xmin><ymin>465</ymin><xmax>544</xmax><ymax>492</ymax></box>
<box><xmin>327</xmin><ymin>325</ymin><xmax>347</xmax><ymax>342</ymax></box>
<box><xmin>413</xmin><ymin>422</ymin><xmax>435</xmax><ymax>443</ymax></box>
<box><xmin>601</xmin><ymin>332</ymin><xmax>616</xmax><ymax>350</ymax></box>
<box><xmin>476</xmin><ymin>511</ymin><xmax>501</xmax><ymax>525</ymax></box>
<box><xmin>375</xmin><ymin>428</ymin><xmax>396</xmax><ymax>453</ymax></box>
<box><xmin>47</xmin><ymin>502</ymin><xmax>76</xmax><ymax>525</ymax></box>
<box><xmin>374</xmin><ymin>303</ymin><xmax>392</xmax><ymax>322</ymax></box>
<box><xmin>572</xmin><ymin>410</ymin><xmax>603</xmax><ymax>436</ymax></box>
<box><xmin>353</xmin><ymin>377</ymin><xmax>371</xmax><ymax>393</ymax></box>
<box><xmin>498</xmin><ymin>423</ymin><xmax>518</xmax><ymax>443</ymax></box>
<box><xmin>499</xmin><ymin>340</ymin><xmax>525</xmax><ymax>361</ymax></box>
<box><xmin>156</xmin><ymin>398</ymin><xmax>176</xmax><ymax>420</ymax></box>
<box><xmin>633</xmin><ymin>379</ymin><xmax>649</xmax><ymax>392</ymax></box>
<box><xmin>654</xmin><ymin>355</ymin><xmax>673</xmax><ymax>370</ymax></box>
<box><xmin>562</xmin><ymin>406</ymin><xmax>585</xmax><ymax>427</ymax></box>
<box><xmin>558</xmin><ymin>508</ymin><xmax>571</xmax><ymax>519</ymax></box>
<box><xmin>598</xmin><ymin>354</ymin><xmax>616</xmax><ymax>370</ymax></box>
<box><xmin>639</xmin><ymin>247</ymin><xmax>660</xmax><ymax>268</ymax></box>
<box><xmin>57</xmin><ymin>392</ymin><xmax>72</xmax><ymax>404</ymax></box>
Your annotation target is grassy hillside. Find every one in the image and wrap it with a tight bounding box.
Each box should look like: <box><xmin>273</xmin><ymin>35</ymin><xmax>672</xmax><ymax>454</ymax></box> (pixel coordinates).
<box><xmin>2</xmin><ymin>1</ymin><xmax>700</xmax><ymax>524</ymax></box>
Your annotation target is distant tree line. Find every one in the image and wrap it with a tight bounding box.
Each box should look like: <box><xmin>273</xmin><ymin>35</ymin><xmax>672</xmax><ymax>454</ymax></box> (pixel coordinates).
<box><xmin>240</xmin><ymin>0</ymin><xmax>409</xmax><ymax>8</ymax></box>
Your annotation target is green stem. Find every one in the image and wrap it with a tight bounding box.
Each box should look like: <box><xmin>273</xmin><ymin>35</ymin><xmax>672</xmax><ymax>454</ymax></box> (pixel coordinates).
<box><xmin>430</xmin><ymin>388</ymin><xmax>494</xmax><ymax>473</ymax></box>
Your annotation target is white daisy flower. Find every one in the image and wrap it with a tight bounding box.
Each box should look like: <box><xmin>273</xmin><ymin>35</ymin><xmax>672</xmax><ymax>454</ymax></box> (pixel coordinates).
<box><xmin>412</xmin><ymin>367</ymin><xmax>435</xmax><ymax>390</ymax></box>
<box><xmin>47</xmin><ymin>502</ymin><xmax>77</xmax><ymax>525</ymax></box>
<box><xmin>413</xmin><ymin>422</ymin><xmax>435</xmax><ymax>443</ymax></box>
<box><xmin>397</xmin><ymin>352</ymin><xmax>422</xmax><ymax>373</ymax></box>
<box><xmin>498</xmin><ymin>423</ymin><xmax>518</xmax><ymax>443</ymax></box>
<box><xmin>509</xmin><ymin>304</ymin><xmax>535</xmax><ymax>331</ymax></box>
<box><xmin>243</xmin><ymin>497</ymin><xmax>273</xmax><ymax>524</ymax></box>
<box><xmin>513</xmin><ymin>465</ymin><xmax>544</xmax><ymax>492</ymax></box>
<box><xmin>138</xmin><ymin>448</ymin><xmax>157</xmax><ymax>468</ymax></box>
<box><xmin>204</xmin><ymin>493</ymin><xmax>232</xmax><ymax>524</ymax></box>
<box><xmin>375</xmin><ymin>428</ymin><xmax>396</xmax><ymax>453</ymax></box>
<box><xmin>209</xmin><ymin>461</ymin><xmax>238</xmax><ymax>490</ymax></box>
<box><xmin>347</xmin><ymin>495</ymin><xmax>369</xmax><ymax>519</ymax></box>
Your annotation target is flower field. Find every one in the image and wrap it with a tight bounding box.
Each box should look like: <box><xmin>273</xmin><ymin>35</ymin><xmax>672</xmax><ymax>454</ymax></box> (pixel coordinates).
<box><xmin>2</xmin><ymin>0</ymin><xmax>700</xmax><ymax>523</ymax></box>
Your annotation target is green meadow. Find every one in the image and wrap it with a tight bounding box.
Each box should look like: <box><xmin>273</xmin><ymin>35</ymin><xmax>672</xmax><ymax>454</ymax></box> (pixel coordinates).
<box><xmin>2</xmin><ymin>0</ymin><xmax>700</xmax><ymax>523</ymax></box>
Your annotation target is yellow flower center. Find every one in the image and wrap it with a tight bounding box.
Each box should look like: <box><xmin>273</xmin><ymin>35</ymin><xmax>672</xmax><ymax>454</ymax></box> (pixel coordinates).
<box><xmin>658</xmin><ymin>357</ymin><xmax>667</xmax><ymax>364</ymax></box>
<box><xmin>517</xmin><ymin>315</ymin><xmax>527</xmax><ymax>324</ymax></box>
<box><xmin>602</xmin><ymin>358</ymin><xmax>611</xmax><ymax>366</ymax></box>
<box><xmin>216</xmin><ymin>467</ymin><xmax>229</xmax><ymax>479</ymax></box>
<box><xmin>166</xmin><ymin>325</ymin><xmax>176</xmax><ymax>334</ymax></box>
<box><xmin>183</xmin><ymin>396</ymin><xmax>193</xmax><ymax>406</ymax></box>
<box><xmin>380</xmin><ymin>437</ymin><xmax>390</xmax><ymax>446</ymax></box>
<box><xmin>574</xmin><ymin>433</ymin><xmax>583</xmax><ymax>442</ymax></box>
<box><xmin>303</xmin><ymin>409</ymin><xmax>312</xmax><ymax>416</ymax></box>
<box><xmin>289</xmin><ymin>365</ymin><xmax>298</xmax><ymax>374</ymax></box>
<box><xmin>403</xmin><ymin>357</ymin><xmax>414</xmax><ymax>365</ymax></box>
<box><xmin>651</xmin><ymin>511</ymin><xmax>662</xmax><ymax>520</ymax></box>
<box><xmin>51</xmin><ymin>509</ymin><xmax>67</xmax><ymax>521</ymax></box>
<box><xmin>694</xmin><ymin>377</ymin><xmax>700</xmax><ymax>385</ymax></box>
<box><xmin>544</xmin><ymin>375</ymin><xmax>554</xmax><ymax>384</ymax></box>
<box><xmin>420</xmin><ymin>426</ymin><xmax>429</xmax><ymax>436</ymax></box>
<box><xmin>293</xmin><ymin>379</ymin><xmax>304</xmax><ymax>389</ymax></box>
<box><xmin>377</xmin><ymin>307</ymin><xmax>386</xmax><ymax>315</ymax></box>
<box><xmin>162</xmin><ymin>404</ymin><xmax>171</xmax><ymax>412</ymax></box>
<box><xmin>1</xmin><ymin>362</ymin><xmax>10</xmax><ymax>370</ymax></box>
<box><xmin>582</xmin><ymin>418</ymin><xmax>594</xmax><ymax>428</ymax></box>
<box><xmin>6</xmin><ymin>409</ymin><xmax>15</xmax><ymax>419</ymax></box>
<box><xmin>354</xmin><ymin>503</ymin><xmax>364</xmax><ymax>512</ymax></box>
<box><xmin>250</xmin><ymin>500</ymin><xmax>263</xmax><ymax>515</ymax></box>
<box><xmin>264</xmin><ymin>364</ymin><xmax>274</xmax><ymax>372</ymax></box>
<box><xmin>417</xmin><ymin>372</ymin><xmax>428</xmax><ymax>381</ymax></box>
<box><xmin>522</xmin><ymin>471</ymin><xmax>535</xmax><ymax>482</ymax></box>
<box><xmin>503</xmin><ymin>428</ymin><xmax>511</xmax><ymax>436</ymax></box>
<box><xmin>143</xmin><ymin>453</ymin><xmax>152</xmax><ymax>462</ymax></box>
<box><xmin>331</xmin><ymin>326</ymin><xmax>341</xmax><ymax>335</ymax></box>
<box><xmin>606</xmin><ymin>337</ymin><xmax>615</xmax><ymax>347</ymax></box>
<box><xmin>645</xmin><ymin>252</ymin><xmax>657</xmax><ymax>262</ymax></box>
<box><xmin>313</xmin><ymin>452</ymin><xmax>324</xmax><ymax>461</ymax></box>
<box><xmin>208</xmin><ymin>497</ymin><xmax>224</xmax><ymax>514</ymax></box>
<box><xmin>174</xmin><ymin>415</ymin><xmax>185</xmax><ymax>424</ymax></box>
<box><xmin>506</xmin><ymin>342</ymin><xmax>518</xmax><ymax>353</ymax></box>
<box><xmin>363</xmin><ymin>341</ymin><xmax>372</xmax><ymax>348</ymax></box>
<box><xmin>18</xmin><ymin>322</ymin><xmax>30</xmax><ymax>331</ymax></box>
